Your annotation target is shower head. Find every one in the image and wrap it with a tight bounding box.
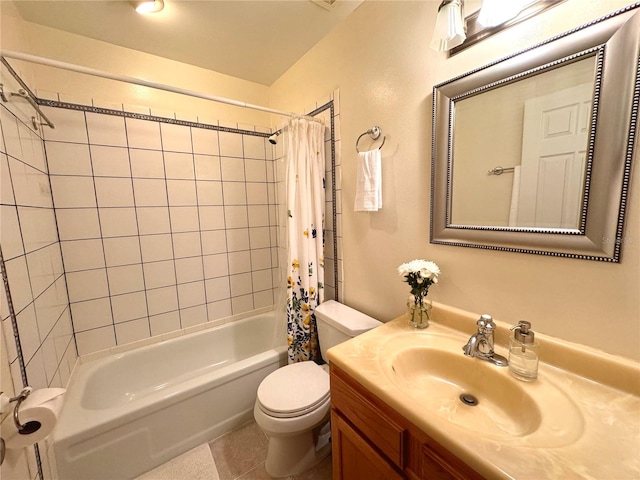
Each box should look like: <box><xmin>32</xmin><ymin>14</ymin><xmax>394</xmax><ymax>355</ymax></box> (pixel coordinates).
<box><xmin>268</xmin><ymin>131</ymin><xmax>280</xmax><ymax>145</ymax></box>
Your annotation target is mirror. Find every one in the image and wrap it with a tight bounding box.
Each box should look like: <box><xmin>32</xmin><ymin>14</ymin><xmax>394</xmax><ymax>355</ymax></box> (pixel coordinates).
<box><xmin>431</xmin><ymin>6</ymin><xmax>640</xmax><ymax>262</ymax></box>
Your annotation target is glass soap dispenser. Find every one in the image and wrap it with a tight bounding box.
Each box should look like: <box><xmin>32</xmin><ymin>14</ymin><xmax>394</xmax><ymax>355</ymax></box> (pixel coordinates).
<box><xmin>508</xmin><ymin>321</ymin><xmax>539</xmax><ymax>381</ymax></box>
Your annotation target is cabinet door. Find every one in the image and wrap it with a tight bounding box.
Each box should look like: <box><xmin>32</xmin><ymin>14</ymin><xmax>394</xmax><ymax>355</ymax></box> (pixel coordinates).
<box><xmin>332</xmin><ymin>411</ymin><xmax>404</xmax><ymax>480</ymax></box>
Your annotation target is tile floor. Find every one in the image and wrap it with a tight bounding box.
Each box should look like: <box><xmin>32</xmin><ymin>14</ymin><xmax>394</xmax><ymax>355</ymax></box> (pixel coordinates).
<box><xmin>208</xmin><ymin>420</ymin><xmax>333</xmax><ymax>480</ymax></box>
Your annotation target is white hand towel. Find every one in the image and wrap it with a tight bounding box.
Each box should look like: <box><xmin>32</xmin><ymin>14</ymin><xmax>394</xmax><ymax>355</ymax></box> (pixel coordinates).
<box><xmin>354</xmin><ymin>149</ymin><xmax>382</xmax><ymax>212</ymax></box>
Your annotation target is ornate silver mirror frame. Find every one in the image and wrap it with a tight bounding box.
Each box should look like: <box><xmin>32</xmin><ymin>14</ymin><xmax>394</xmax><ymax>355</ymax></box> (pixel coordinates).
<box><xmin>431</xmin><ymin>5</ymin><xmax>640</xmax><ymax>262</ymax></box>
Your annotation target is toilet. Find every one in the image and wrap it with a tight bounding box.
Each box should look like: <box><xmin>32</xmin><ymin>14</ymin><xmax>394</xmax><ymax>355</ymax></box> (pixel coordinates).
<box><xmin>253</xmin><ymin>300</ymin><xmax>382</xmax><ymax>478</ymax></box>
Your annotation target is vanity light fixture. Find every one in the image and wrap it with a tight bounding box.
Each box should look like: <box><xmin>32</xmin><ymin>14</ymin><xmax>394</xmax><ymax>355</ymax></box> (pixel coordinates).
<box><xmin>430</xmin><ymin>0</ymin><xmax>466</xmax><ymax>51</ymax></box>
<box><xmin>477</xmin><ymin>0</ymin><xmax>535</xmax><ymax>27</ymax></box>
<box><xmin>135</xmin><ymin>0</ymin><xmax>164</xmax><ymax>14</ymax></box>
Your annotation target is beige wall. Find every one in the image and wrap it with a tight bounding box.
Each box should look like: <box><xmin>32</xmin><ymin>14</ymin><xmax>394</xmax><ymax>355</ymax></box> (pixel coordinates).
<box><xmin>270</xmin><ymin>0</ymin><xmax>640</xmax><ymax>360</ymax></box>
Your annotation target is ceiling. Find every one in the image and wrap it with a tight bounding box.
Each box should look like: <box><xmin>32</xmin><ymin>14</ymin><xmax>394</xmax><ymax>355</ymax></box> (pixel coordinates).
<box><xmin>11</xmin><ymin>0</ymin><xmax>364</xmax><ymax>86</ymax></box>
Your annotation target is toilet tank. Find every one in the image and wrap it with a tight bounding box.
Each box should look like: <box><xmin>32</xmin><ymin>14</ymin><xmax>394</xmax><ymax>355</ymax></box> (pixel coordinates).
<box><xmin>315</xmin><ymin>300</ymin><xmax>382</xmax><ymax>363</ymax></box>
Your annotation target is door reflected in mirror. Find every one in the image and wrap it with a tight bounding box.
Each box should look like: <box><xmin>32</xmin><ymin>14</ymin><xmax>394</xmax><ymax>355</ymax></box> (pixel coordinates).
<box><xmin>450</xmin><ymin>56</ymin><xmax>597</xmax><ymax>230</ymax></box>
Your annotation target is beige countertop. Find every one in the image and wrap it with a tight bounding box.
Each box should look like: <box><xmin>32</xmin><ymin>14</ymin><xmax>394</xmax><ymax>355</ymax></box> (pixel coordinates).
<box><xmin>326</xmin><ymin>302</ymin><xmax>640</xmax><ymax>480</ymax></box>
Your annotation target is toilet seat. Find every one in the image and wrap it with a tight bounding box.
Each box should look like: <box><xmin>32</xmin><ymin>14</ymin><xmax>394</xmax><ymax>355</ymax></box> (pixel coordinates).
<box><xmin>257</xmin><ymin>362</ymin><xmax>330</xmax><ymax>419</ymax></box>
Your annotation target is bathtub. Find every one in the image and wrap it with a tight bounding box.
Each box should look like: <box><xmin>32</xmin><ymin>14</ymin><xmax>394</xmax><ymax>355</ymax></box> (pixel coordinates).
<box><xmin>52</xmin><ymin>311</ymin><xmax>287</xmax><ymax>480</ymax></box>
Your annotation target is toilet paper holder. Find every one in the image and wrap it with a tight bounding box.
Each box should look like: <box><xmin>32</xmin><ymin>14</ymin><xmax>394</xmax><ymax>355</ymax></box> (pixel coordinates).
<box><xmin>9</xmin><ymin>387</ymin><xmax>41</xmax><ymax>435</ymax></box>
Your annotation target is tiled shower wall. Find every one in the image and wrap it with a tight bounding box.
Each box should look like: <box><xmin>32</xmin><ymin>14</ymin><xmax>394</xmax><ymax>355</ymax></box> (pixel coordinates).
<box><xmin>0</xmin><ymin>96</ymin><xmax>76</xmax><ymax>396</ymax></box>
<box><xmin>40</xmin><ymin>104</ymin><xmax>280</xmax><ymax>356</ymax></box>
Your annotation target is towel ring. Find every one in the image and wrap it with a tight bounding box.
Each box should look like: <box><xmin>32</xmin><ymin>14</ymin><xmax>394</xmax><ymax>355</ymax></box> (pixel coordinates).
<box><xmin>356</xmin><ymin>126</ymin><xmax>386</xmax><ymax>153</ymax></box>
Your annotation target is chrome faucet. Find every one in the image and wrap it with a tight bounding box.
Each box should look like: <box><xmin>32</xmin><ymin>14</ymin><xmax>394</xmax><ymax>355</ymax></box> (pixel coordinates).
<box><xmin>462</xmin><ymin>314</ymin><xmax>508</xmax><ymax>367</ymax></box>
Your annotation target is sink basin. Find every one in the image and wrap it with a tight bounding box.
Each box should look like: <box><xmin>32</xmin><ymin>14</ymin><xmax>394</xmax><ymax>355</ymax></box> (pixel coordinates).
<box><xmin>380</xmin><ymin>333</ymin><xmax>584</xmax><ymax>447</ymax></box>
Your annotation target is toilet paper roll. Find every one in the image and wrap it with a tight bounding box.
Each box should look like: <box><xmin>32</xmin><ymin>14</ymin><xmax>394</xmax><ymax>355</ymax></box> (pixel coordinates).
<box><xmin>3</xmin><ymin>388</ymin><xmax>65</xmax><ymax>449</ymax></box>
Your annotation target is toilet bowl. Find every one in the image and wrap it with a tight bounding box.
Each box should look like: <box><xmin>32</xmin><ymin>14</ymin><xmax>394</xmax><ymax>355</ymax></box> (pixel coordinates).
<box><xmin>253</xmin><ymin>300</ymin><xmax>382</xmax><ymax>478</ymax></box>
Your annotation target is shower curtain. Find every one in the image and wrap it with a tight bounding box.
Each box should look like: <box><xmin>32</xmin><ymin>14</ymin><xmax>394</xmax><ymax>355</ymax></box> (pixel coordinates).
<box><xmin>286</xmin><ymin>118</ymin><xmax>326</xmax><ymax>364</ymax></box>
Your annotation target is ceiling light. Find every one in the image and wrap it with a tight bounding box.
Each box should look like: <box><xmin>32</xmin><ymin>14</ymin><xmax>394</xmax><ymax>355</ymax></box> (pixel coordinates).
<box><xmin>477</xmin><ymin>0</ymin><xmax>533</xmax><ymax>27</ymax></box>
<box><xmin>430</xmin><ymin>0</ymin><xmax>466</xmax><ymax>52</ymax></box>
<box><xmin>135</xmin><ymin>0</ymin><xmax>164</xmax><ymax>14</ymax></box>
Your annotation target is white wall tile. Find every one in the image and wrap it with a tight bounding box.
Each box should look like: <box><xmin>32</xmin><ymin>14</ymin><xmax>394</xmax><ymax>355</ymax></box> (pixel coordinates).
<box><xmin>75</xmin><ymin>326</ymin><xmax>116</xmax><ymax>356</ymax></box>
<box><xmin>111</xmin><ymin>292</ymin><xmax>148</xmax><ymax>323</ymax></box>
<box><xmin>172</xmin><ymin>231</ymin><xmax>201</xmax><ymax>258</ymax></box>
<box><xmin>139</xmin><ymin>234</ymin><xmax>173</xmax><ymax>262</ymax></box>
<box><xmin>249</xmin><ymin>227</ymin><xmax>271</xmax><ymax>249</ymax></box>
<box><xmin>149</xmin><ymin>311</ymin><xmax>181</xmax><ymax>336</ymax></box>
<box><xmin>198</xmin><ymin>205</ymin><xmax>225</xmax><ymax>231</ymax></box>
<box><xmin>252</xmin><ymin>269</ymin><xmax>273</xmax><ymax>291</ymax></box>
<box><xmin>203</xmin><ymin>253</ymin><xmax>228</xmax><ymax>279</ymax></box>
<box><xmin>130</xmin><ymin>148</ymin><xmax>165</xmax><ymax>178</ymax></box>
<box><xmin>228</xmin><ymin>251</ymin><xmax>251</xmax><ymax>275</ymax></box>
<box><xmin>177</xmin><ymin>282</ymin><xmax>205</xmax><ymax>308</ymax></box>
<box><xmin>169</xmin><ymin>206</ymin><xmax>199</xmax><ymax>232</ymax></box>
<box><xmin>246</xmin><ymin>183</ymin><xmax>268</xmax><ymax>204</ymax></box>
<box><xmin>1</xmin><ymin>205</ymin><xmax>24</xmax><ymax>260</ymax></box>
<box><xmin>207</xmin><ymin>299</ymin><xmax>232</xmax><ymax>321</ymax></box>
<box><xmin>201</xmin><ymin>230</ymin><xmax>227</xmax><ymax>255</ymax></box>
<box><xmin>86</xmin><ymin>112</ymin><xmax>127</xmax><ymax>147</ymax></box>
<box><xmin>166</xmin><ymin>179</ymin><xmax>197</xmax><ymax>206</ymax></box>
<box><xmin>226</xmin><ymin>228</ymin><xmax>250</xmax><ymax>252</ymax></box>
<box><xmin>25</xmin><ymin>349</ymin><xmax>48</xmax><ymax>389</ymax></box>
<box><xmin>90</xmin><ymin>145</ymin><xmax>131</xmax><ymax>177</ymax></box>
<box><xmin>70</xmin><ymin>298</ymin><xmax>113</xmax><ymax>331</ymax></box>
<box><xmin>218</xmin><ymin>131</ymin><xmax>243</xmax><ymax>158</ymax></box>
<box><xmin>194</xmin><ymin>155</ymin><xmax>220</xmax><ymax>180</ymax></box>
<box><xmin>179</xmin><ymin>305</ymin><xmax>207</xmax><ymax>329</ymax></box>
<box><xmin>250</xmin><ymin>248</ymin><xmax>272</xmax><ymax>271</ymax></box>
<box><xmin>143</xmin><ymin>260</ymin><xmax>176</xmax><ymax>289</ymax></box>
<box><xmin>220</xmin><ymin>157</ymin><xmax>245</xmax><ymax>182</ymax></box>
<box><xmin>205</xmin><ymin>277</ymin><xmax>231</xmax><ymax>302</ymax></box>
<box><xmin>230</xmin><ymin>273</ymin><xmax>252</xmax><ymax>297</ymax></box>
<box><xmin>254</xmin><ymin>290</ymin><xmax>274</xmax><ymax>309</ymax></box>
<box><xmin>103</xmin><ymin>236</ymin><xmax>141</xmax><ymax>266</ymax></box>
<box><xmin>18</xmin><ymin>207</ymin><xmax>58</xmax><ymax>253</ymax></box>
<box><xmin>222</xmin><ymin>182</ymin><xmax>246</xmax><ymax>205</ymax></box>
<box><xmin>16</xmin><ymin>304</ymin><xmax>40</xmax><ymax>363</ymax></box>
<box><xmin>231</xmin><ymin>295</ymin><xmax>253</xmax><ymax>314</ymax></box>
<box><xmin>99</xmin><ymin>207</ymin><xmax>138</xmax><ymax>237</ymax></box>
<box><xmin>27</xmin><ymin>244</ymin><xmax>63</xmax><ymax>297</ymax></box>
<box><xmin>196</xmin><ymin>180</ymin><xmax>223</xmax><ymax>205</ymax></box>
<box><xmin>1</xmin><ymin>154</ymin><xmax>15</xmax><ymax>204</ymax></box>
<box><xmin>107</xmin><ymin>264</ymin><xmax>144</xmax><ymax>295</ymax></box>
<box><xmin>243</xmin><ymin>135</ymin><xmax>266</xmax><ymax>160</ymax></box>
<box><xmin>56</xmin><ymin>208</ymin><xmax>101</xmax><ymax>240</ymax></box>
<box><xmin>175</xmin><ymin>257</ymin><xmax>204</xmax><ymax>284</ymax></box>
<box><xmin>125</xmin><ymin>118</ymin><xmax>161</xmax><ymax>150</ymax></box>
<box><xmin>61</xmin><ymin>239</ymin><xmax>105</xmax><ymax>272</ymax></box>
<box><xmin>9</xmin><ymin>158</ymin><xmax>53</xmax><ymax>208</ymax></box>
<box><xmin>244</xmin><ymin>159</ymin><xmax>267</xmax><ymax>182</ymax></box>
<box><xmin>66</xmin><ymin>269</ymin><xmax>109</xmax><ymax>302</ymax></box>
<box><xmin>42</xmin><ymin>108</ymin><xmax>88</xmax><ymax>144</ymax></box>
<box><xmin>50</xmin><ymin>175</ymin><xmax>96</xmax><ymax>208</ymax></box>
<box><xmin>146</xmin><ymin>286</ymin><xmax>178</xmax><ymax>316</ymax></box>
<box><xmin>164</xmin><ymin>151</ymin><xmax>194</xmax><ymax>179</ymax></box>
<box><xmin>46</xmin><ymin>142</ymin><xmax>92</xmax><ymax>175</ymax></box>
<box><xmin>160</xmin><ymin>123</ymin><xmax>192</xmax><ymax>153</ymax></box>
<box><xmin>222</xmin><ymin>205</ymin><xmax>247</xmax><ymax>229</ymax></box>
<box><xmin>248</xmin><ymin>205</ymin><xmax>270</xmax><ymax>227</ymax></box>
<box><xmin>133</xmin><ymin>178</ymin><xmax>168</xmax><ymax>206</ymax></box>
<box><xmin>191</xmin><ymin>128</ymin><xmax>219</xmax><ymax>155</ymax></box>
<box><xmin>1</xmin><ymin>107</ymin><xmax>23</xmax><ymax>158</ymax></box>
<box><xmin>4</xmin><ymin>256</ymin><xmax>32</xmax><ymax>313</ymax></box>
<box><xmin>137</xmin><ymin>207</ymin><xmax>171</xmax><ymax>234</ymax></box>
<box><xmin>34</xmin><ymin>278</ymin><xmax>69</xmax><ymax>338</ymax></box>
<box><xmin>95</xmin><ymin>177</ymin><xmax>135</xmax><ymax>207</ymax></box>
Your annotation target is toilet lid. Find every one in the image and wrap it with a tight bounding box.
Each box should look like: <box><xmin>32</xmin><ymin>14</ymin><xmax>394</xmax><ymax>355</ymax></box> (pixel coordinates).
<box><xmin>257</xmin><ymin>362</ymin><xmax>330</xmax><ymax>417</ymax></box>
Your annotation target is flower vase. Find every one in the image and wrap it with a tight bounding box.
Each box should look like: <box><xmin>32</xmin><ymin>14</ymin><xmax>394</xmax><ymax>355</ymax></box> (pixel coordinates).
<box><xmin>407</xmin><ymin>293</ymin><xmax>432</xmax><ymax>329</ymax></box>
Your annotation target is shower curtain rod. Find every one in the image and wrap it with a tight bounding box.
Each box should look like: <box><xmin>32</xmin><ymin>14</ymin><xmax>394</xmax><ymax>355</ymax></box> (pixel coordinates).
<box><xmin>0</xmin><ymin>49</ymin><xmax>313</xmax><ymax>120</ymax></box>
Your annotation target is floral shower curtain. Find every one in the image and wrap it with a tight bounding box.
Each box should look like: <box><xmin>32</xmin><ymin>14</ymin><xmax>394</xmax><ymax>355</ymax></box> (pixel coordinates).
<box><xmin>286</xmin><ymin>117</ymin><xmax>326</xmax><ymax>364</ymax></box>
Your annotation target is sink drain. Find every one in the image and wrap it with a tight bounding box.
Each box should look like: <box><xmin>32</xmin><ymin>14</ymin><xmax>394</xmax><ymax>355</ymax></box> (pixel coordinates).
<box><xmin>459</xmin><ymin>393</ymin><xmax>479</xmax><ymax>406</ymax></box>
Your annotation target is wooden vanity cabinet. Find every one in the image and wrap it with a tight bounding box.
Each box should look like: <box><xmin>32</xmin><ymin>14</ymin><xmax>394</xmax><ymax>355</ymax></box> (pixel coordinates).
<box><xmin>330</xmin><ymin>364</ymin><xmax>485</xmax><ymax>480</ymax></box>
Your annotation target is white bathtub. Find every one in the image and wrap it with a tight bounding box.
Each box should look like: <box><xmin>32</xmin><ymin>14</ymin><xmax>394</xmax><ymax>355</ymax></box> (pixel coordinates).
<box><xmin>52</xmin><ymin>311</ymin><xmax>287</xmax><ymax>480</ymax></box>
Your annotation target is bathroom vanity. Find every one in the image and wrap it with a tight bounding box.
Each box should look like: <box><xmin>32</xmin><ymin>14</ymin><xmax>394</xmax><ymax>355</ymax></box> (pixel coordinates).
<box><xmin>327</xmin><ymin>302</ymin><xmax>640</xmax><ymax>480</ymax></box>
<box><xmin>331</xmin><ymin>363</ymin><xmax>482</xmax><ymax>479</ymax></box>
